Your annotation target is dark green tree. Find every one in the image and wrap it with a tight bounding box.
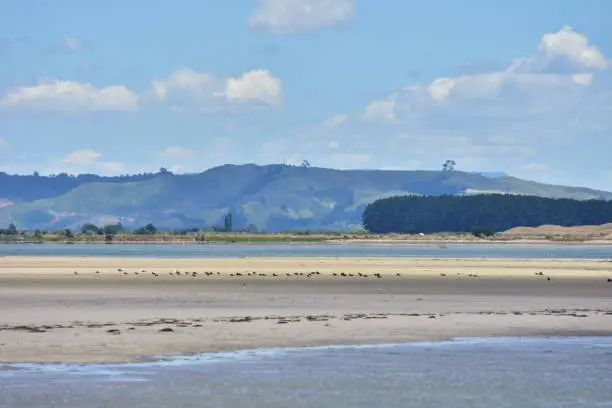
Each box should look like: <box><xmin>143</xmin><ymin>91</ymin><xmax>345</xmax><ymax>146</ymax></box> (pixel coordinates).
<box><xmin>224</xmin><ymin>212</ymin><xmax>233</xmax><ymax>232</ymax></box>
<box><xmin>7</xmin><ymin>223</ymin><xmax>18</xmax><ymax>235</ymax></box>
<box><xmin>103</xmin><ymin>223</ymin><xmax>124</xmax><ymax>235</ymax></box>
<box><xmin>81</xmin><ymin>223</ymin><xmax>100</xmax><ymax>234</ymax></box>
<box><xmin>135</xmin><ymin>223</ymin><xmax>157</xmax><ymax>235</ymax></box>
<box><xmin>363</xmin><ymin>194</ymin><xmax>612</xmax><ymax>234</ymax></box>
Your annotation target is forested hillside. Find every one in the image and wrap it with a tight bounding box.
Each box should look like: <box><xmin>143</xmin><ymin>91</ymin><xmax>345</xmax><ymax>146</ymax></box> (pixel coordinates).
<box><xmin>362</xmin><ymin>194</ymin><xmax>612</xmax><ymax>234</ymax></box>
<box><xmin>2</xmin><ymin>164</ymin><xmax>612</xmax><ymax>231</ymax></box>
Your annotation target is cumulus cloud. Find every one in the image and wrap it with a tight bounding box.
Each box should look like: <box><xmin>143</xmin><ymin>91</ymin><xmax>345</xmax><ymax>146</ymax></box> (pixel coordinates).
<box><xmin>0</xmin><ymin>67</ymin><xmax>281</xmax><ymax>114</ymax></box>
<box><xmin>56</xmin><ymin>149</ymin><xmax>127</xmax><ymax>175</ymax></box>
<box><xmin>348</xmin><ymin>26</ymin><xmax>612</xmax><ymax>187</ymax></box>
<box><xmin>363</xmin><ymin>95</ymin><xmax>397</xmax><ymax>123</ymax></box>
<box><xmin>62</xmin><ymin>149</ymin><xmax>102</xmax><ymax>166</ymax></box>
<box><xmin>225</xmin><ymin>70</ymin><xmax>282</xmax><ymax>107</ymax></box>
<box><xmin>536</xmin><ymin>25</ymin><xmax>608</xmax><ymax>70</ymax></box>
<box><xmin>362</xmin><ymin>26</ymin><xmax>610</xmax><ymax>126</ymax></box>
<box><xmin>249</xmin><ymin>0</ymin><xmax>355</xmax><ymax>35</ymax></box>
<box><xmin>0</xmin><ymin>80</ymin><xmax>138</xmax><ymax>112</ymax></box>
<box><xmin>150</xmin><ymin>67</ymin><xmax>282</xmax><ymax>111</ymax></box>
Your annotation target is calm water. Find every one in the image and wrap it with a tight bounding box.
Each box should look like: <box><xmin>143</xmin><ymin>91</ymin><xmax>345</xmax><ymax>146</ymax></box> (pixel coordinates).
<box><xmin>1</xmin><ymin>337</ymin><xmax>611</xmax><ymax>407</ymax></box>
<box><xmin>0</xmin><ymin>243</ymin><xmax>611</xmax><ymax>259</ymax></box>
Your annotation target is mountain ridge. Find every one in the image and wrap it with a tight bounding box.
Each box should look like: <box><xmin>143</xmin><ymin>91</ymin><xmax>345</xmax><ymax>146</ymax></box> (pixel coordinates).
<box><xmin>1</xmin><ymin>164</ymin><xmax>611</xmax><ymax>231</ymax></box>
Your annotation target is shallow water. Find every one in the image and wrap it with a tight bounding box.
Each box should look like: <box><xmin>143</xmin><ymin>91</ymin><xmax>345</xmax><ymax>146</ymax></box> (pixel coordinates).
<box><xmin>1</xmin><ymin>243</ymin><xmax>611</xmax><ymax>259</ymax></box>
<box><xmin>2</xmin><ymin>337</ymin><xmax>612</xmax><ymax>407</ymax></box>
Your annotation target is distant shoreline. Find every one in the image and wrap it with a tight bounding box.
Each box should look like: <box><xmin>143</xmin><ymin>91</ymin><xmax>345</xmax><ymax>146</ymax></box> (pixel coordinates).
<box><xmin>1</xmin><ymin>238</ymin><xmax>611</xmax><ymax>246</ymax></box>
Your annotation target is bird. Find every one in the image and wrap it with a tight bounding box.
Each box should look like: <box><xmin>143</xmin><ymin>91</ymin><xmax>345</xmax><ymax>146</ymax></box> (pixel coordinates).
<box><xmin>73</xmin><ymin>271</ymin><xmax>78</xmax><ymax>276</ymax></box>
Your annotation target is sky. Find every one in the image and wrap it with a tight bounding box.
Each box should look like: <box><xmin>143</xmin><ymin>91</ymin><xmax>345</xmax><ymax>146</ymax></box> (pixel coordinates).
<box><xmin>0</xmin><ymin>0</ymin><xmax>611</xmax><ymax>190</ymax></box>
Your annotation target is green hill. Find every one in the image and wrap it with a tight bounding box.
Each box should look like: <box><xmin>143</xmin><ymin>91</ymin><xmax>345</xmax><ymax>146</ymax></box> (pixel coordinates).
<box><xmin>1</xmin><ymin>164</ymin><xmax>611</xmax><ymax>231</ymax></box>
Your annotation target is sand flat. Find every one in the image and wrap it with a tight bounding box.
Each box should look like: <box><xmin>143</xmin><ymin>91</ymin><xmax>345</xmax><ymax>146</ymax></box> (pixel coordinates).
<box><xmin>1</xmin><ymin>256</ymin><xmax>611</xmax><ymax>364</ymax></box>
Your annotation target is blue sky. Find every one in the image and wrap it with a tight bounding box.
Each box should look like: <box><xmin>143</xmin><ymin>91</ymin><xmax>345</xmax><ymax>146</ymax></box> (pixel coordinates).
<box><xmin>1</xmin><ymin>0</ymin><xmax>611</xmax><ymax>190</ymax></box>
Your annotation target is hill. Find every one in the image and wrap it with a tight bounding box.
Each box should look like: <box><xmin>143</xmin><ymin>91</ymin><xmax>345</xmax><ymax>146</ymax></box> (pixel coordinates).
<box><xmin>1</xmin><ymin>164</ymin><xmax>611</xmax><ymax>231</ymax></box>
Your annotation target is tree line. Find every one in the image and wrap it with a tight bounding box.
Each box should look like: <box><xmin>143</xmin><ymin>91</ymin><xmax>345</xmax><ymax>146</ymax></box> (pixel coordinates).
<box><xmin>0</xmin><ymin>212</ymin><xmax>256</xmax><ymax>238</ymax></box>
<box><xmin>362</xmin><ymin>194</ymin><xmax>612</xmax><ymax>234</ymax></box>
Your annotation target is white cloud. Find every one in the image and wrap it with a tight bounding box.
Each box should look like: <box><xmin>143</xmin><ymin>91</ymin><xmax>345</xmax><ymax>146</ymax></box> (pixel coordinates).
<box><xmin>363</xmin><ymin>95</ymin><xmax>397</xmax><ymax>123</ymax></box>
<box><xmin>159</xmin><ymin>146</ymin><xmax>196</xmax><ymax>158</ymax></box>
<box><xmin>537</xmin><ymin>26</ymin><xmax>607</xmax><ymax>70</ymax></box>
<box><xmin>225</xmin><ymin>70</ymin><xmax>282</xmax><ymax>107</ymax></box>
<box><xmin>0</xmin><ymin>138</ymin><xmax>8</xmax><ymax>153</ymax></box>
<box><xmin>62</xmin><ymin>149</ymin><xmax>102</xmax><ymax>166</ymax></box>
<box><xmin>328</xmin><ymin>141</ymin><xmax>340</xmax><ymax>149</ymax></box>
<box><xmin>362</xmin><ymin>26</ymin><xmax>610</xmax><ymax>125</ymax></box>
<box><xmin>571</xmin><ymin>73</ymin><xmax>593</xmax><ymax>86</ymax></box>
<box><xmin>50</xmin><ymin>150</ymin><xmax>127</xmax><ymax>175</ymax></box>
<box><xmin>249</xmin><ymin>0</ymin><xmax>355</xmax><ymax>35</ymax></box>
<box><xmin>0</xmin><ymin>80</ymin><xmax>138</xmax><ymax>112</ymax></box>
<box><xmin>150</xmin><ymin>67</ymin><xmax>282</xmax><ymax>111</ymax></box>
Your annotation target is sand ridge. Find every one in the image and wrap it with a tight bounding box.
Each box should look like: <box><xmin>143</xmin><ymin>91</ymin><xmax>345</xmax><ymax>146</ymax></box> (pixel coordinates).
<box><xmin>1</xmin><ymin>256</ymin><xmax>611</xmax><ymax>364</ymax></box>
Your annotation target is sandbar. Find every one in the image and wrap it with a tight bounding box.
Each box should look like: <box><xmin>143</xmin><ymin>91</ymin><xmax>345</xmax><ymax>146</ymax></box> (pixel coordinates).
<box><xmin>1</xmin><ymin>256</ymin><xmax>611</xmax><ymax>364</ymax></box>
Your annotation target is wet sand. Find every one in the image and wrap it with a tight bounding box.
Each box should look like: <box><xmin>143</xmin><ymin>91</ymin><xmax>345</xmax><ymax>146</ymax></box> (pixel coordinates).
<box><xmin>1</xmin><ymin>256</ymin><xmax>611</xmax><ymax>364</ymax></box>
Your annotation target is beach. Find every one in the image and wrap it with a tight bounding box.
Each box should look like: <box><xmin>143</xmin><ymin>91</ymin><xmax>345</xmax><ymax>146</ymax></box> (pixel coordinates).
<box><xmin>1</xmin><ymin>256</ymin><xmax>611</xmax><ymax>364</ymax></box>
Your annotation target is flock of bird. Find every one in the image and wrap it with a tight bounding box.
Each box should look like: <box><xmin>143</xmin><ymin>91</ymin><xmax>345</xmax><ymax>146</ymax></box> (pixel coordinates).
<box><xmin>70</xmin><ymin>268</ymin><xmax>612</xmax><ymax>283</ymax></box>
<box><xmin>72</xmin><ymin>269</ymin><xmax>389</xmax><ymax>279</ymax></box>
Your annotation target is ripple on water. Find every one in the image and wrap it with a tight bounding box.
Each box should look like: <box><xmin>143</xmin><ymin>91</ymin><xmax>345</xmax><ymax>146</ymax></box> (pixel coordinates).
<box><xmin>1</xmin><ymin>337</ymin><xmax>612</xmax><ymax>408</ymax></box>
